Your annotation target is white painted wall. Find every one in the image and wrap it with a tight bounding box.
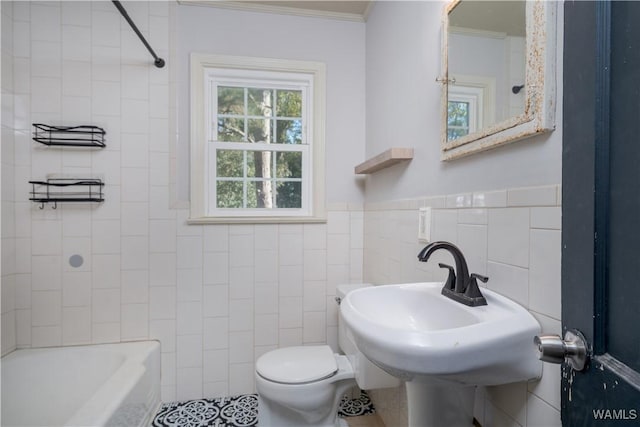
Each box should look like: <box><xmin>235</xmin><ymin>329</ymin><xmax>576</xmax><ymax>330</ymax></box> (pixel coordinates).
<box><xmin>449</xmin><ymin>32</ymin><xmax>509</xmax><ymax>123</ymax></box>
<box><xmin>175</xmin><ymin>5</ymin><xmax>367</xmax><ymax>205</ymax></box>
<box><xmin>364</xmin><ymin>1</ymin><xmax>562</xmax><ymax>203</ymax></box>
<box><xmin>363</xmin><ymin>2</ymin><xmax>564</xmax><ymax>426</ymax></box>
<box><xmin>507</xmin><ymin>36</ymin><xmax>527</xmax><ymax>117</ymax></box>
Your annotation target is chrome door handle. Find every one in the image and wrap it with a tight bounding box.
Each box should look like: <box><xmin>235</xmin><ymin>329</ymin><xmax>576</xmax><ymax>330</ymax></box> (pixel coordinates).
<box><xmin>534</xmin><ymin>329</ymin><xmax>589</xmax><ymax>371</ymax></box>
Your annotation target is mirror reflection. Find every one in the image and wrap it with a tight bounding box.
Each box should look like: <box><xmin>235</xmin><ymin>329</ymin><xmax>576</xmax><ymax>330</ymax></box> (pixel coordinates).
<box><xmin>447</xmin><ymin>0</ymin><xmax>526</xmax><ymax>141</ymax></box>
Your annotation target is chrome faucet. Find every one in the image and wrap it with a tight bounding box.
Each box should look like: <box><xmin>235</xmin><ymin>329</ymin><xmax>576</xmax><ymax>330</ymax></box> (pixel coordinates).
<box><xmin>417</xmin><ymin>241</ymin><xmax>488</xmax><ymax>307</ymax></box>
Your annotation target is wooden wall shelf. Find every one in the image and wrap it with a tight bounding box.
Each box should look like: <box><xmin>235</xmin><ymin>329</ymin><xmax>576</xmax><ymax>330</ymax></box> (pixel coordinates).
<box><xmin>354</xmin><ymin>148</ymin><xmax>414</xmax><ymax>174</ymax></box>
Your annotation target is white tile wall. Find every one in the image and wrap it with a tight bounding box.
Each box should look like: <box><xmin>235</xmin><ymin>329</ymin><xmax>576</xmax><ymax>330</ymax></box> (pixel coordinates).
<box><xmin>3</xmin><ymin>3</ymin><xmax>365</xmax><ymax>402</ymax></box>
<box><xmin>488</xmin><ymin>208</ymin><xmax>530</xmax><ymax>268</ymax></box>
<box><xmin>2</xmin><ymin>0</ymin><xmax>18</xmax><ymax>356</ymax></box>
<box><xmin>364</xmin><ymin>185</ymin><xmax>562</xmax><ymax>427</ymax></box>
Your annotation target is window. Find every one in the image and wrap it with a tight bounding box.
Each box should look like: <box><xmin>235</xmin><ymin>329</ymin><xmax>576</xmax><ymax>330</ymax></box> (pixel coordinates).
<box><xmin>447</xmin><ymin>98</ymin><xmax>473</xmax><ymax>140</ymax></box>
<box><xmin>446</xmin><ymin>75</ymin><xmax>496</xmax><ymax>142</ymax></box>
<box><xmin>447</xmin><ymin>87</ymin><xmax>481</xmax><ymax>140</ymax></box>
<box><xmin>190</xmin><ymin>54</ymin><xmax>326</xmax><ymax>223</ymax></box>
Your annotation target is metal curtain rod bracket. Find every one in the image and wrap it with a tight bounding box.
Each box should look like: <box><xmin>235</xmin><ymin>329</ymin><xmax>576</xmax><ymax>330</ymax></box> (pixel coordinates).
<box><xmin>112</xmin><ymin>0</ymin><xmax>165</xmax><ymax>68</ymax></box>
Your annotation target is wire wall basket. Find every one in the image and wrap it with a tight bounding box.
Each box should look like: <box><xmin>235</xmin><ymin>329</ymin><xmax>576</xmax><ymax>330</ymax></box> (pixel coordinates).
<box><xmin>32</xmin><ymin>123</ymin><xmax>106</xmax><ymax>148</ymax></box>
<box><xmin>29</xmin><ymin>178</ymin><xmax>105</xmax><ymax>209</ymax></box>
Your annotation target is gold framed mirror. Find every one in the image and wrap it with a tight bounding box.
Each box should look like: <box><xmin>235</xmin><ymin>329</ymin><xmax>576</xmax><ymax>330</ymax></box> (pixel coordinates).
<box><xmin>440</xmin><ymin>0</ymin><xmax>557</xmax><ymax>161</ymax></box>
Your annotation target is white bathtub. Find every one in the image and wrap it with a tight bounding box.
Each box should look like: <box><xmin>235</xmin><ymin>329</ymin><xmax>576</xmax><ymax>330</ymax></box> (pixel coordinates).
<box><xmin>1</xmin><ymin>341</ymin><xmax>161</xmax><ymax>427</ymax></box>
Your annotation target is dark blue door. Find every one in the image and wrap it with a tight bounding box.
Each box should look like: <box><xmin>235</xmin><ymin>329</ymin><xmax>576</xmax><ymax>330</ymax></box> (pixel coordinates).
<box><xmin>563</xmin><ymin>1</ymin><xmax>640</xmax><ymax>425</ymax></box>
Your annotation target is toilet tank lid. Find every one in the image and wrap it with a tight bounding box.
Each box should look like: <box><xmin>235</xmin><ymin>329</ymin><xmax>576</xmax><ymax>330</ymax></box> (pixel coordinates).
<box><xmin>256</xmin><ymin>345</ymin><xmax>337</xmax><ymax>384</ymax></box>
<box><xmin>336</xmin><ymin>283</ymin><xmax>371</xmax><ymax>299</ymax></box>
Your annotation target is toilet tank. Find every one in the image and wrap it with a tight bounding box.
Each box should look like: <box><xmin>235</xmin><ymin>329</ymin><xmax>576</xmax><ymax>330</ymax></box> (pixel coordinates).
<box><xmin>336</xmin><ymin>284</ymin><xmax>400</xmax><ymax>390</ymax></box>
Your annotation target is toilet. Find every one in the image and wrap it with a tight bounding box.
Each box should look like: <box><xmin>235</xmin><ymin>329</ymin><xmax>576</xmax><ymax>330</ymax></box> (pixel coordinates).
<box><xmin>255</xmin><ymin>284</ymin><xmax>400</xmax><ymax>427</ymax></box>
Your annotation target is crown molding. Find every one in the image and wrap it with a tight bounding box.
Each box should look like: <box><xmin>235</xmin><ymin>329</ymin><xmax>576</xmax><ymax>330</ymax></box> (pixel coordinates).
<box><xmin>178</xmin><ymin>1</ymin><xmax>367</xmax><ymax>23</ymax></box>
<box><xmin>449</xmin><ymin>26</ymin><xmax>507</xmax><ymax>40</ymax></box>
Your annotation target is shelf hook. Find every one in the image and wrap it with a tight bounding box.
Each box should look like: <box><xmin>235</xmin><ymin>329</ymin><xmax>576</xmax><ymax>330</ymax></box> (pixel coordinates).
<box><xmin>512</xmin><ymin>84</ymin><xmax>525</xmax><ymax>94</ymax></box>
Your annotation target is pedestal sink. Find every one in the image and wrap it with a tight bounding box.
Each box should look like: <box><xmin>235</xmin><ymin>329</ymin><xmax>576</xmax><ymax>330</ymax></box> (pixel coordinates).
<box><xmin>340</xmin><ymin>282</ymin><xmax>542</xmax><ymax>426</ymax></box>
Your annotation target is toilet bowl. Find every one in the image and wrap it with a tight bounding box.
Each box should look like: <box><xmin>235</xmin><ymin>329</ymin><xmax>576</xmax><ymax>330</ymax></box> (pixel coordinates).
<box><xmin>256</xmin><ymin>346</ymin><xmax>355</xmax><ymax>426</ymax></box>
<box><xmin>255</xmin><ymin>284</ymin><xmax>400</xmax><ymax>427</ymax></box>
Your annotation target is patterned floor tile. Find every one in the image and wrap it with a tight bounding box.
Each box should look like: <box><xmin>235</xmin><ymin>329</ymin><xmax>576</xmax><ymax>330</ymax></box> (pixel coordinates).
<box><xmin>152</xmin><ymin>391</ymin><xmax>375</xmax><ymax>427</ymax></box>
<box><xmin>153</xmin><ymin>395</ymin><xmax>258</xmax><ymax>427</ymax></box>
<box><xmin>338</xmin><ymin>390</ymin><xmax>376</xmax><ymax>418</ymax></box>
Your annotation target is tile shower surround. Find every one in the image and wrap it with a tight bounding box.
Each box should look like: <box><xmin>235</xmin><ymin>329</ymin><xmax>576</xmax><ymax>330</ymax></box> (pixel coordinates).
<box><xmin>2</xmin><ymin>0</ymin><xmax>18</xmax><ymax>356</ymax></box>
<box><xmin>364</xmin><ymin>185</ymin><xmax>562</xmax><ymax>427</ymax></box>
<box><xmin>0</xmin><ymin>0</ymin><xmax>364</xmax><ymax>402</ymax></box>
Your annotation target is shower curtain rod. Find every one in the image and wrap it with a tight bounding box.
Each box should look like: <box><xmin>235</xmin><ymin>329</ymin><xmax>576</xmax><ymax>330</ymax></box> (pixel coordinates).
<box><xmin>112</xmin><ymin>0</ymin><xmax>165</xmax><ymax>68</ymax></box>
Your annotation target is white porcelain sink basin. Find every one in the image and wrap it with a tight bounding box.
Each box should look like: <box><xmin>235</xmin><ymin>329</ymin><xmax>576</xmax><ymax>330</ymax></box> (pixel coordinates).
<box><xmin>340</xmin><ymin>282</ymin><xmax>542</xmax><ymax>386</ymax></box>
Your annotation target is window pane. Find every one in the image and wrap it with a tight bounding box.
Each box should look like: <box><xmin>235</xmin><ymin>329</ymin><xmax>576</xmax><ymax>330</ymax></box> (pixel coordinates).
<box><xmin>218</xmin><ymin>86</ymin><xmax>244</xmax><ymax>115</ymax></box>
<box><xmin>276</xmin><ymin>152</ymin><xmax>302</xmax><ymax>178</ymax></box>
<box><xmin>276</xmin><ymin>181</ymin><xmax>302</xmax><ymax>208</ymax></box>
<box><xmin>247</xmin><ymin>88</ymin><xmax>274</xmax><ymax>116</ymax></box>
<box><xmin>447</xmin><ymin>101</ymin><xmax>470</xmax><ymax>141</ymax></box>
<box><xmin>217</xmin><ymin>181</ymin><xmax>243</xmax><ymax>208</ymax></box>
<box><xmin>218</xmin><ymin>118</ymin><xmax>246</xmax><ymax>142</ymax></box>
<box><xmin>448</xmin><ymin>129</ymin><xmax>468</xmax><ymax>140</ymax></box>
<box><xmin>206</xmin><ymin>68</ymin><xmax>316</xmax><ymax>216</ymax></box>
<box><xmin>275</xmin><ymin>119</ymin><xmax>302</xmax><ymax>144</ymax></box>
<box><xmin>247</xmin><ymin>180</ymin><xmax>274</xmax><ymax>208</ymax></box>
<box><xmin>246</xmin><ymin>151</ymin><xmax>274</xmax><ymax>179</ymax></box>
<box><xmin>216</xmin><ymin>150</ymin><xmax>243</xmax><ymax>178</ymax></box>
<box><xmin>447</xmin><ymin>101</ymin><xmax>470</xmax><ymax>127</ymax></box>
<box><xmin>276</xmin><ymin>90</ymin><xmax>302</xmax><ymax>117</ymax></box>
<box><xmin>247</xmin><ymin>118</ymin><xmax>274</xmax><ymax>143</ymax></box>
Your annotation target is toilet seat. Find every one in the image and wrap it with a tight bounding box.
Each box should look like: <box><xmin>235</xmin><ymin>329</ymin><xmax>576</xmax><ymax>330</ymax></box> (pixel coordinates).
<box><xmin>256</xmin><ymin>346</ymin><xmax>338</xmax><ymax>384</ymax></box>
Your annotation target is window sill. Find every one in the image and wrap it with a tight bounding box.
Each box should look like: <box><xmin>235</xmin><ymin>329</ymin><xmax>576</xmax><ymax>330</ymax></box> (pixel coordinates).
<box><xmin>186</xmin><ymin>215</ymin><xmax>327</xmax><ymax>225</ymax></box>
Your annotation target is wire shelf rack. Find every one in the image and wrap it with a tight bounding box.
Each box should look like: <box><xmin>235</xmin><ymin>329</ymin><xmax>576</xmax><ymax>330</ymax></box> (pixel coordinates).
<box><xmin>32</xmin><ymin>123</ymin><xmax>106</xmax><ymax>148</ymax></box>
<box><xmin>29</xmin><ymin>178</ymin><xmax>105</xmax><ymax>209</ymax></box>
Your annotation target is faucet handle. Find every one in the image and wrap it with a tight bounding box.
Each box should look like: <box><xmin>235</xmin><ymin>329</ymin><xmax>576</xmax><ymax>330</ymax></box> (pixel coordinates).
<box><xmin>464</xmin><ymin>273</ymin><xmax>489</xmax><ymax>305</ymax></box>
<box><xmin>470</xmin><ymin>273</ymin><xmax>489</xmax><ymax>283</ymax></box>
<box><xmin>438</xmin><ymin>263</ymin><xmax>456</xmax><ymax>291</ymax></box>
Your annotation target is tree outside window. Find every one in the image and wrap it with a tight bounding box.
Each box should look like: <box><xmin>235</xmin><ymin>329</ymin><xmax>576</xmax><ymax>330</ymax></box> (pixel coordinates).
<box><xmin>215</xmin><ymin>85</ymin><xmax>305</xmax><ymax>210</ymax></box>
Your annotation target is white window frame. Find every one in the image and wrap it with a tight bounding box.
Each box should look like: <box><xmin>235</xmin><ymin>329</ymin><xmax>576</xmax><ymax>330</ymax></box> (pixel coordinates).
<box><xmin>448</xmin><ymin>74</ymin><xmax>496</xmax><ymax>131</ymax></box>
<box><xmin>189</xmin><ymin>53</ymin><xmax>326</xmax><ymax>224</ymax></box>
